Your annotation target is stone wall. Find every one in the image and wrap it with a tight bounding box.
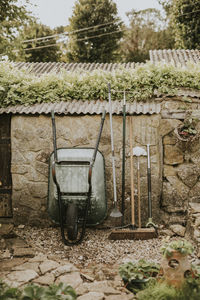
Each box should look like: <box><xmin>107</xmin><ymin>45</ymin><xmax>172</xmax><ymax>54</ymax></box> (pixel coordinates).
<box><xmin>11</xmin><ymin>113</ymin><xmax>162</xmax><ymax>227</ymax></box>
<box><xmin>10</xmin><ymin>97</ymin><xmax>200</xmax><ymax>243</ymax></box>
<box><xmin>160</xmin><ymin>97</ymin><xmax>200</xmax><ymax>242</ymax></box>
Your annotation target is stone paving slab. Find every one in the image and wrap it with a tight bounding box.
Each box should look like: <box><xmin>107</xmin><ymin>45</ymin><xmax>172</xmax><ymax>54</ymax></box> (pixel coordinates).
<box><xmin>0</xmin><ymin>254</ymin><xmax>135</xmax><ymax>299</ymax></box>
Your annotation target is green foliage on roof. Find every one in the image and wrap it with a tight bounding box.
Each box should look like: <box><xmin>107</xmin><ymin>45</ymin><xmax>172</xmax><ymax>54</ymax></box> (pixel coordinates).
<box><xmin>0</xmin><ymin>61</ymin><xmax>200</xmax><ymax>107</ymax></box>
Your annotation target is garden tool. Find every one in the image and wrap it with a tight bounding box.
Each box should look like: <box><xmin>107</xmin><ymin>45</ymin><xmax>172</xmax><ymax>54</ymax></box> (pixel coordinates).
<box><xmin>108</xmin><ymin>83</ymin><xmax>122</xmax><ymax>218</ymax></box>
<box><xmin>121</xmin><ymin>90</ymin><xmax>126</xmax><ymax>225</ymax></box>
<box><xmin>129</xmin><ymin>116</ymin><xmax>136</xmax><ymax>229</ymax></box>
<box><xmin>145</xmin><ymin>144</ymin><xmax>157</xmax><ymax>229</ymax></box>
<box><xmin>132</xmin><ymin>146</ymin><xmax>147</xmax><ymax>228</ymax></box>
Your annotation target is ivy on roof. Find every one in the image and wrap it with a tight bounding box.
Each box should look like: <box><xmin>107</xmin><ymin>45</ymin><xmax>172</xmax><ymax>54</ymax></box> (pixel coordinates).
<box><xmin>0</xmin><ymin>61</ymin><xmax>200</xmax><ymax>107</ymax></box>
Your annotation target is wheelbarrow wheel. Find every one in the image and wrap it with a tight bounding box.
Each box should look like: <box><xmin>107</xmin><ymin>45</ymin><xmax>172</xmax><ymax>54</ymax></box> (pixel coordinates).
<box><xmin>66</xmin><ymin>203</ymin><xmax>78</xmax><ymax>241</ymax></box>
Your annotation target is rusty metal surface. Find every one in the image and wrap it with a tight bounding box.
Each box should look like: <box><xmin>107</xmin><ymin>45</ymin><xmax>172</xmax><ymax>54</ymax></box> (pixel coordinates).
<box><xmin>149</xmin><ymin>49</ymin><xmax>200</xmax><ymax>66</ymax></box>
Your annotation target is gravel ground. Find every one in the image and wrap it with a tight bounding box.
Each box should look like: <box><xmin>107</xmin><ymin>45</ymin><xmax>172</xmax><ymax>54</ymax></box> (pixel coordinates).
<box><xmin>14</xmin><ymin>226</ymin><xmax>199</xmax><ymax>269</ymax></box>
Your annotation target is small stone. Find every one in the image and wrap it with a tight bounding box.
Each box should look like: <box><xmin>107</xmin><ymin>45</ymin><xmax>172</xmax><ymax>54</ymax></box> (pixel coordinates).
<box><xmin>80</xmin><ymin>273</ymin><xmax>94</xmax><ymax>282</ymax></box>
<box><xmin>77</xmin><ymin>291</ymin><xmax>104</xmax><ymax>300</ymax></box>
<box><xmin>55</xmin><ymin>272</ymin><xmax>83</xmax><ymax>289</ymax></box>
<box><xmin>85</xmin><ymin>281</ymin><xmax>121</xmax><ymax>295</ymax></box>
<box><xmin>105</xmin><ymin>294</ymin><xmax>134</xmax><ymax>300</ymax></box>
<box><xmin>52</xmin><ymin>263</ymin><xmax>77</xmax><ymax>277</ymax></box>
<box><xmin>169</xmin><ymin>224</ymin><xmax>186</xmax><ymax>237</ymax></box>
<box><xmin>18</xmin><ymin>225</ymin><xmax>25</xmax><ymax>229</ymax></box>
<box><xmin>29</xmin><ymin>253</ymin><xmax>47</xmax><ymax>262</ymax></box>
<box><xmin>189</xmin><ymin>203</ymin><xmax>200</xmax><ymax>213</ymax></box>
<box><xmin>12</xmin><ymin>262</ymin><xmax>40</xmax><ymax>273</ymax></box>
<box><xmin>6</xmin><ymin>269</ymin><xmax>38</xmax><ymax>284</ymax></box>
<box><xmin>13</xmin><ymin>247</ymin><xmax>35</xmax><ymax>258</ymax></box>
<box><xmin>33</xmin><ymin>272</ymin><xmax>55</xmax><ymax>285</ymax></box>
<box><xmin>76</xmin><ymin>283</ymin><xmax>89</xmax><ymax>296</ymax></box>
<box><xmin>159</xmin><ymin>229</ymin><xmax>174</xmax><ymax>237</ymax></box>
<box><xmin>39</xmin><ymin>260</ymin><xmax>60</xmax><ymax>274</ymax></box>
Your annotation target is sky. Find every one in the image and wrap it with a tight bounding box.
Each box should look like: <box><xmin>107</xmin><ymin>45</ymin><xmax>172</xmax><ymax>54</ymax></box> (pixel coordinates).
<box><xmin>20</xmin><ymin>0</ymin><xmax>163</xmax><ymax>28</ymax></box>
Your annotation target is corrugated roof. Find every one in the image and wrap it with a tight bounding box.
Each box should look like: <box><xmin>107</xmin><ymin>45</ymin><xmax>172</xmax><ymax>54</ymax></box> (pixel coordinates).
<box><xmin>149</xmin><ymin>49</ymin><xmax>200</xmax><ymax>66</ymax></box>
<box><xmin>13</xmin><ymin>62</ymin><xmax>138</xmax><ymax>75</ymax></box>
<box><xmin>0</xmin><ymin>100</ymin><xmax>161</xmax><ymax>115</ymax></box>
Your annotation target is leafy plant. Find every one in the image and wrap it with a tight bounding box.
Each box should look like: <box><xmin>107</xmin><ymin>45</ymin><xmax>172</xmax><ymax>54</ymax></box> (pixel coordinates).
<box><xmin>0</xmin><ymin>280</ymin><xmax>77</xmax><ymax>300</ymax></box>
<box><xmin>0</xmin><ymin>61</ymin><xmax>200</xmax><ymax>108</ymax></box>
<box><xmin>119</xmin><ymin>259</ymin><xmax>160</xmax><ymax>293</ymax></box>
<box><xmin>178</xmin><ymin>114</ymin><xmax>199</xmax><ymax>138</ymax></box>
<box><xmin>160</xmin><ymin>239</ymin><xmax>194</xmax><ymax>258</ymax></box>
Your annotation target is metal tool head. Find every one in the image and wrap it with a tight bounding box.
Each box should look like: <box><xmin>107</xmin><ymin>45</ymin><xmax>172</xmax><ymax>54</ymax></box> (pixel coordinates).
<box><xmin>110</xmin><ymin>207</ymin><xmax>123</xmax><ymax>218</ymax></box>
<box><xmin>132</xmin><ymin>146</ymin><xmax>147</xmax><ymax>157</ymax></box>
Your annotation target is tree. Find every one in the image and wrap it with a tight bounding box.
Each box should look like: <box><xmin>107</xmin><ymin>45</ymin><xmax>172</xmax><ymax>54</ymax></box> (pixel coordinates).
<box><xmin>120</xmin><ymin>8</ymin><xmax>174</xmax><ymax>63</ymax></box>
<box><xmin>160</xmin><ymin>0</ymin><xmax>200</xmax><ymax>49</ymax></box>
<box><xmin>66</xmin><ymin>0</ymin><xmax>123</xmax><ymax>62</ymax></box>
<box><xmin>0</xmin><ymin>0</ymin><xmax>32</xmax><ymax>59</ymax></box>
<box><xmin>170</xmin><ymin>0</ymin><xmax>200</xmax><ymax>49</ymax></box>
<box><xmin>16</xmin><ymin>22</ymin><xmax>62</xmax><ymax>62</ymax></box>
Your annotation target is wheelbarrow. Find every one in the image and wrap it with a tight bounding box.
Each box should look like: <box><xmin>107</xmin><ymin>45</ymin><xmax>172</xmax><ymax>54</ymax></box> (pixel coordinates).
<box><xmin>48</xmin><ymin>110</ymin><xmax>107</xmax><ymax>246</ymax></box>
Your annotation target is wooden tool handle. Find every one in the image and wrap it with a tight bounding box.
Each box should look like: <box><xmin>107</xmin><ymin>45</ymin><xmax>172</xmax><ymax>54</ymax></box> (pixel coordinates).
<box><xmin>129</xmin><ymin>116</ymin><xmax>135</xmax><ymax>226</ymax></box>
<box><xmin>137</xmin><ymin>157</ymin><xmax>141</xmax><ymax>228</ymax></box>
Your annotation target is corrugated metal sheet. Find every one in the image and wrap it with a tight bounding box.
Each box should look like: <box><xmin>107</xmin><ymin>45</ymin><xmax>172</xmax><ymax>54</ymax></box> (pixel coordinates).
<box><xmin>13</xmin><ymin>62</ymin><xmax>137</xmax><ymax>75</ymax></box>
<box><xmin>149</xmin><ymin>49</ymin><xmax>200</xmax><ymax>66</ymax></box>
<box><xmin>0</xmin><ymin>100</ymin><xmax>161</xmax><ymax>115</ymax></box>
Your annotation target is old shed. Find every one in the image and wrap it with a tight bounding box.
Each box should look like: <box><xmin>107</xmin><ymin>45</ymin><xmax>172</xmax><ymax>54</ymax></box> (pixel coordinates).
<box><xmin>1</xmin><ymin>51</ymin><xmax>200</xmax><ymax>245</ymax></box>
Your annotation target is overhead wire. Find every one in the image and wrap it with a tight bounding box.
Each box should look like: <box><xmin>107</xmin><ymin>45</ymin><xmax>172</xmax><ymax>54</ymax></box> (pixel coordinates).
<box><xmin>22</xmin><ymin>20</ymin><xmax>123</xmax><ymax>44</ymax></box>
<box><xmin>23</xmin><ymin>28</ymin><xmax>126</xmax><ymax>51</ymax></box>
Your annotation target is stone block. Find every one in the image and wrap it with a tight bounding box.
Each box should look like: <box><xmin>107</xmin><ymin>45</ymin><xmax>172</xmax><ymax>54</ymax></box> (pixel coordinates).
<box><xmin>162</xmin><ymin>177</ymin><xmax>189</xmax><ymax>210</ymax></box>
<box><xmin>33</xmin><ymin>272</ymin><xmax>55</xmax><ymax>285</ymax></box>
<box><xmin>6</xmin><ymin>269</ymin><xmax>38</xmax><ymax>284</ymax></box>
<box><xmin>55</xmin><ymin>272</ymin><xmax>83</xmax><ymax>289</ymax></box>
<box><xmin>177</xmin><ymin>164</ymin><xmax>199</xmax><ymax>188</ymax></box>
<box><xmin>13</xmin><ymin>247</ymin><xmax>35</xmax><ymax>258</ymax></box>
<box><xmin>27</xmin><ymin>182</ymin><xmax>47</xmax><ymax>198</ymax></box>
<box><xmin>39</xmin><ymin>260</ymin><xmax>60</xmax><ymax>274</ymax></box>
<box><xmin>169</xmin><ymin>224</ymin><xmax>186</xmax><ymax>237</ymax></box>
<box><xmin>52</xmin><ymin>263</ymin><xmax>78</xmax><ymax>277</ymax></box>
<box><xmin>11</xmin><ymin>165</ymin><xmax>28</xmax><ymax>175</ymax></box>
<box><xmin>163</xmin><ymin>135</ymin><xmax>177</xmax><ymax>145</ymax></box>
<box><xmin>159</xmin><ymin>119</ymin><xmax>182</xmax><ymax>137</ymax></box>
<box><xmin>77</xmin><ymin>292</ymin><xmax>104</xmax><ymax>300</ymax></box>
<box><xmin>189</xmin><ymin>182</ymin><xmax>200</xmax><ymax>201</ymax></box>
<box><xmin>164</xmin><ymin>145</ymin><xmax>184</xmax><ymax>165</ymax></box>
<box><xmin>190</xmin><ymin>150</ymin><xmax>200</xmax><ymax>164</ymax></box>
<box><xmin>189</xmin><ymin>203</ymin><xmax>200</xmax><ymax>213</ymax></box>
<box><xmin>36</xmin><ymin>151</ymin><xmax>50</xmax><ymax>164</ymax></box>
<box><xmin>163</xmin><ymin>165</ymin><xmax>177</xmax><ymax>177</ymax></box>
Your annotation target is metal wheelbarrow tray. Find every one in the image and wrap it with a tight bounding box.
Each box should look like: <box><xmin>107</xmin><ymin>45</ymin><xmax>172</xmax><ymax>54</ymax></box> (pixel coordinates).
<box><xmin>48</xmin><ymin>147</ymin><xmax>107</xmax><ymax>227</ymax></box>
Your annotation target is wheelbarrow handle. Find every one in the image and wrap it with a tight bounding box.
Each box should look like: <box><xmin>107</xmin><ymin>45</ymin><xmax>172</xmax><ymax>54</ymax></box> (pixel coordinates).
<box><xmin>51</xmin><ymin>110</ymin><xmax>58</xmax><ymax>162</ymax></box>
<box><xmin>88</xmin><ymin>109</ymin><xmax>106</xmax><ymax>185</ymax></box>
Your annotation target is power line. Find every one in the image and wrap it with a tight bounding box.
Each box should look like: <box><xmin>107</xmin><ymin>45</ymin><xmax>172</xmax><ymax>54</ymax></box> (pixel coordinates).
<box><xmin>22</xmin><ymin>20</ymin><xmax>123</xmax><ymax>44</ymax></box>
<box><xmin>73</xmin><ymin>29</ymin><xmax>125</xmax><ymax>42</ymax></box>
<box><xmin>23</xmin><ymin>28</ymin><xmax>126</xmax><ymax>51</ymax></box>
<box><xmin>24</xmin><ymin>43</ymin><xmax>59</xmax><ymax>51</ymax></box>
<box><xmin>177</xmin><ymin>8</ymin><xmax>200</xmax><ymax>17</ymax></box>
